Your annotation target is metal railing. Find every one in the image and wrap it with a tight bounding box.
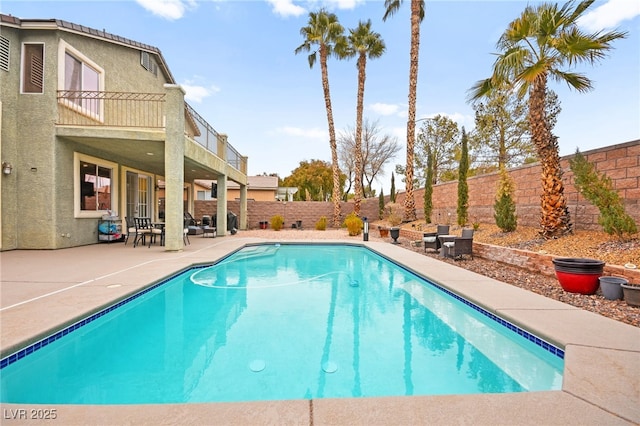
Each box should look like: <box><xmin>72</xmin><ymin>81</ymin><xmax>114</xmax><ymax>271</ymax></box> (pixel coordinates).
<box><xmin>57</xmin><ymin>90</ymin><xmax>245</xmax><ymax>172</ymax></box>
<box><xmin>57</xmin><ymin>91</ymin><xmax>166</xmax><ymax>128</ymax></box>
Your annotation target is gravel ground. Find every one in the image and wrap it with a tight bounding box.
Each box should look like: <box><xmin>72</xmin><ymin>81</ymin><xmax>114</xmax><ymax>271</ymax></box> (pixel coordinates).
<box><xmin>239</xmin><ymin>227</ymin><xmax>640</xmax><ymax>328</ymax></box>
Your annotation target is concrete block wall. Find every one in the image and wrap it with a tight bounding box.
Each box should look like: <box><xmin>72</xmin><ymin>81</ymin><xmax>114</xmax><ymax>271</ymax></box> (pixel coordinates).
<box><xmin>194</xmin><ymin>199</ymin><xmax>380</xmax><ymax>230</ymax></box>
<box><xmin>396</xmin><ymin>140</ymin><xmax>639</xmax><ymax>231</ymax></box>
<box><xmin>192</xmin><ymin>140</ymin><xmax>638</xmax><ymax>233</ymax></box>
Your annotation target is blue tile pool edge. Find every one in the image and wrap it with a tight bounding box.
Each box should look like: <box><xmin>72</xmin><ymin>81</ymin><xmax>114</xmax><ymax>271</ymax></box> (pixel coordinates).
<box><xmin>0</xmin><ymin>242</ymin><xmax>564</xmax><ymax>370</ymax></box>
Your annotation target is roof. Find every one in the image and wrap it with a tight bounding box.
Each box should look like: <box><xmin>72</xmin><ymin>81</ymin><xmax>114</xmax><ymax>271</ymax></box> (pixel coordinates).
<box><xmin>0</xmin><ymin>14</ymin><xmax>175</xmax><ymax>83</ymax></box>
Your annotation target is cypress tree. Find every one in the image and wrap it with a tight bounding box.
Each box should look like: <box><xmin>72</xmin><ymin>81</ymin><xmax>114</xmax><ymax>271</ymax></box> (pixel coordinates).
<box><xmin>457</xmin><ymin>128</ymin><xmax>469</xmax><ymax>226</ymax></box>
<box><xmin>423</xmin><ymin>146</ymin><xmax>433</xmax><ymax>224</ymax></box>
<box><xmin>390</xmin><ymin>173</ymin><xmax>396</xmax><ymax>203</ymax></box>
<box><xmin>378</xmin><ymin>189</ymin><xmax>385</xmax><ymax>220</ymax></box>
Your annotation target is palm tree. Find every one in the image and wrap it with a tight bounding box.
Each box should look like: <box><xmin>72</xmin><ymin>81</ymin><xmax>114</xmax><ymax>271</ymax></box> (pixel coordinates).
<box><xmin>383</xmin><ymin>0</ymin><xmax>425</xmax><ymax>222</ymax></box>
<box><xmin>295</xmin><ymin>9</ymin><xmax>347</xmax><ymax>227</ymax></box>
<box><xmin>469</xmin><ymin>0</ymin><xmax>627</xmax><ymax>239</ymax></box>
<box><xmin>345</xmin><ymin>20</ymin><xmax>386</xmax><ymax>215</ymax></box>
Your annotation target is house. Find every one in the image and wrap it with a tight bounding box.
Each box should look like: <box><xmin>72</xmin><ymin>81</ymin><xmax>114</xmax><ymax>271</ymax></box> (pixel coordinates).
<box><xmin>192</xmin><ymin>175</ymin><xmax>297</xmax><ymax>202</ymax></box>
<box><xmin>0</xmin><ymin>14</ymin><xmax>248</xmax><ymax>250</ymax></box>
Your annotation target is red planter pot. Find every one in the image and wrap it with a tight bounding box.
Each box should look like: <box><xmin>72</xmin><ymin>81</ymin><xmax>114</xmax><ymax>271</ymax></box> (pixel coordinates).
<box><xmin>552</xmin><ymin>258</ymin><xmax>605</xmax><ymax>295</ymax></box>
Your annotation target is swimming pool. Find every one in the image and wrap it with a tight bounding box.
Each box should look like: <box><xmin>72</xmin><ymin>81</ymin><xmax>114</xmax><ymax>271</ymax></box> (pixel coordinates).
<box><xmin>0</xmin><ymin>244</ymin><xmax>563</xmax><ymax>404</ymax></box>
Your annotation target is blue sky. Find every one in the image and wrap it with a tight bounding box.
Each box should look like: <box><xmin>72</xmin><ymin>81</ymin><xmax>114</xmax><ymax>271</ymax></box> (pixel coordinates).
<box><xmin>3</xmin><ymin>0</ymin><xmax>639</xmax><ymax>193</ymax></box>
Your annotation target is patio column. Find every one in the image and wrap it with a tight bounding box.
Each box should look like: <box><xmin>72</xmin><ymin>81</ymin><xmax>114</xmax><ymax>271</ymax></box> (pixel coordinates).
<box><xmin>216</xmin><ymin>133</ymin><xmax>228</xmax><ymax>236</ymax></box>
<box><xmin>239</xmin><ymin>182</ymin><xmax>247</xmax><ymax>230</ymax></box>
<box><xmin>164</xmin><ymin>84</ymin><xmax>186</xmax><ymax>251</ymax></box>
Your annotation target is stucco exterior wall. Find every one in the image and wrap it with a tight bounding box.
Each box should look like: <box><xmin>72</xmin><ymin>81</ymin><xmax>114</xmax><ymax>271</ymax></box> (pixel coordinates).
<box><xmin>1</xmin><ymin>24</ymin><xmax>172</xmax><ymax>249</ymax></box>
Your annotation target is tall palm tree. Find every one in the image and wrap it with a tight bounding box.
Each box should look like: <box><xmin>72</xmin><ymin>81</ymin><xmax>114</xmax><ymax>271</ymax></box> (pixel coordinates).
<box><xmin>295</xmin><ymin>9</ymin><xmax>347</xmax><ymax>227</ymax></box>
<box><xmin>469</xmin><ymin>0</ymin><xmax>626</xmax><ymax>239</ymax></box>
<box><xmin>383</xmin><ymin>0</ymin><xmax>425</xmax><ymax>222</ymax></box>
<box><xmin>345</xmin><ymin>20</ymin><xmax>386</xmax><ymax>215</ymax></box>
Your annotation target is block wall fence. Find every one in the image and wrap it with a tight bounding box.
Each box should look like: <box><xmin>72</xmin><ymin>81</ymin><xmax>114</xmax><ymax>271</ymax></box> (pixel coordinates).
<box><xmin>393</xmin><ymin>139</ymin><xmax>639</xmax><ymax>231</ymax></box>
<box><xmin>195</xmin><ymin>140</ymin><xmax>638</xmax><ymax>232</ymax></box>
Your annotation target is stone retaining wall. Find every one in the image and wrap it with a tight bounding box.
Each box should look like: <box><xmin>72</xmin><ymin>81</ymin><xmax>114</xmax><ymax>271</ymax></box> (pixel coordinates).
<box><xmin>399</xmin><ymin>228</ymin><xmax>640</xmax><ymax>283</ymax></box>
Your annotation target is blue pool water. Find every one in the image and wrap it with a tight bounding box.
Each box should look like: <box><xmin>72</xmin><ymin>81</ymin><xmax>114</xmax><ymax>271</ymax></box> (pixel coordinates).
<box><xmin>0</xmin><ymin>244</ymin><xmax>563</xmax><ymax>404</ymax></box>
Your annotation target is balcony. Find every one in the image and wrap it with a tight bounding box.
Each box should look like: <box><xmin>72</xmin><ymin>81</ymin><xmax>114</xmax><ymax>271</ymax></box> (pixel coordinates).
<box><xmin>56</xmin><ymin>90</ymin><xmax>246</xmax><ymax>174</ymax></box>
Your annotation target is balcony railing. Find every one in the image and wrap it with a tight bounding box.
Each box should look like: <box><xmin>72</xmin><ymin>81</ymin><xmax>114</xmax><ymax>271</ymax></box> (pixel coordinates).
<box><xmin>57</xmin><ymin>90</ymin><xmax>246</xmax><ymax>173</ymax></box>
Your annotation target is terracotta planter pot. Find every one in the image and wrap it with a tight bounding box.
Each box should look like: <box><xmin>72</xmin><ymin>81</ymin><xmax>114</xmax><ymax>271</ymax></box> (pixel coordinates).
<box><xmin>552</xmin><ymin>257</ymin><xmax>605</xmax><ymax>295</ymax></box>
<box><xmin>378</xmin><ymin>227</ymin><xmax>389</xmax><ymax>238</ymax></box>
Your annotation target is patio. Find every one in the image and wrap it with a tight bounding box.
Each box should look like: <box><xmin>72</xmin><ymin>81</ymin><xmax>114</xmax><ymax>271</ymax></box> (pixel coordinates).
<box><xmin>1</xmin><ymin>230</ymin><xmax>638</xmax><ymax>425</ymax></box>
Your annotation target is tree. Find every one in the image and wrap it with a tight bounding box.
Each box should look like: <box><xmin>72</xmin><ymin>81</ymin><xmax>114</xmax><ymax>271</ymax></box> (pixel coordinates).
<box><xmin>457</xmin><ymin>127</ymin><xmax>469</xmax><ymax>226</ymax></box>
<box><xmin>471</xmin><ymin>86</ymin><xmax>561</xmax><ymax>171</ymax></box>
<box><xmin>423</xmin><ymin>146</ymin><xmax>433</xmax><ymax>224</ymax></box>
<box><xmin>344</xmin><ymin>19</ymin><xmax>386</xmax><ymax>215</ymax></box>
<box><xmin>383</xmin><ymin>0</ymin><xmax>425</xmax><ymax>222</ymax></box>
<box><xmin>469</xmin><ymin>0</ymin><xmax>627</xmax><ymax>239</ymax></box>
<box><xmin>414</xmin><ymin>115</ymin><xmax>459</xmax><ymax>184</ymax></box>
<box><xmin>390</xmin><ymin>172</ymin><xmax>396</xmax><ymax>203</ymax></box>
<box><xmin>295</xmin><ymin>9</ymin><xmax>348</xmax><ymax>227</ymax></box>
<box><xmin>378</xmin><ymin>189</ymin><xmax>385</xmax><ymax>220</ymax></box>
<box><xmin>337</xmin><ymin>119</ymin><xmax>401</xmax><ymax>198</ymax></box>
<box><xmin>282</xmin><ymin>159</ymin><xmax>344</xmax><ymax>202</ymax></box>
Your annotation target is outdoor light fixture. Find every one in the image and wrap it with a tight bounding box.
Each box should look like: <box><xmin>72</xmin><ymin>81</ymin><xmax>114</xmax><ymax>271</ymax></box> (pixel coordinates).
<box><xmin>2</xmin><ymin>162</ymin><xmax>12</xmax><ymax>175</ymax></box>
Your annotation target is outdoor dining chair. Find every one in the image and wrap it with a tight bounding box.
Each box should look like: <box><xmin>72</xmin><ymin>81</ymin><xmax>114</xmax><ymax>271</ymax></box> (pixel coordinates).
<box><xmin>442</xmin><ymin>228</ymin><xmax>474</xmax><ymax>260</ymax></box>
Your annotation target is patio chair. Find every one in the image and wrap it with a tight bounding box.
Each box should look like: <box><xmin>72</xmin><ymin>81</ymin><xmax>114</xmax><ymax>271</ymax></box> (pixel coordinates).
<box><xmin>184</xmin><ymin>212</ymin><xmax>203</xmax><ymax>235</ymax></box>
<box><xmin>423</xmin><ymin>224</ymin><xmax>450</xmax><ymax>253</ymax></box>
<box><xmin>132</xmin><ymin>217</ymin><xmax>152</xmax><ymax>248</ymax></box>
<box><xmin>442</xmin><ymin>228</ymin><xmax>474</xmax><ymax>260</ymax></box>
<box><xmin>124</xmin><ymin>216</ymin><xmax>136</xmax><ymax>245</ymax></box>
<box><xmin>183</xmin><ymin>218</ymin><xmax>191</xmax><ymax>245</ymax></box>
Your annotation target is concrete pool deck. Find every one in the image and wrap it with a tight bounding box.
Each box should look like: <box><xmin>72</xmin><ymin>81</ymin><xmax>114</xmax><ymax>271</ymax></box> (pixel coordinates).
<box><xmin>1</xmin><ymin>229</ymin><xmax>638</xmax><ymax>425</ymax></box>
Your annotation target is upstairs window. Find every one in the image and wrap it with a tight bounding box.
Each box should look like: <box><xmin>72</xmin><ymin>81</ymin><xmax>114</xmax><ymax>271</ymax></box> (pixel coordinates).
<box><xmin>58</xmin><ymin>40</ymin><xmax>104</xmax><ymax>118</ymax></box>
<box><xmin>22</xmin><ymin>43</ymin><xmax>44</xmax><ymax>93</ymax></box>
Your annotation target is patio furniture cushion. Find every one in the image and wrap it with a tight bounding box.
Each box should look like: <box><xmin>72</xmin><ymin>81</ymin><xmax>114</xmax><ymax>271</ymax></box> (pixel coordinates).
<box><xmin>423</xmin><ymin>236</ymin><xmax>437</xmax><ymax>243</ymax></box>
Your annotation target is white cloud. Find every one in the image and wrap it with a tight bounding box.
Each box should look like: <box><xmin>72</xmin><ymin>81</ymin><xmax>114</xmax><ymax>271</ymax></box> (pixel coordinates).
<box><xmin>276</xmin><ymin>126</ymin><xmax>327</xmax><ymax>140</ymax></box>
<box><xmin>266</xmin><ymin>0</ymin><xmax>307</xmax><ymax>18</ymax></box>
<box><xmin>369</xmin><ymin>102</ymin><xmax>400</xmax><ymax>116</ymax></box>
<box><xmin>181</xmin><ymin>83</ymin><xmax>220</xmax><ymax>103</ymax></box>
<box><xmin>135</xmin><ymin>0</ymin><xmax>196</xmax><ymax>20</ymax></box>
<box><xmin>323</xmin><ymin>0</ymin><xmax>364</xmax><ymax>10</ymax></box>
<box><xmin>578</xmin><ymin>0</ymin><xmax>640</xmax><ymax>31</ymax></box>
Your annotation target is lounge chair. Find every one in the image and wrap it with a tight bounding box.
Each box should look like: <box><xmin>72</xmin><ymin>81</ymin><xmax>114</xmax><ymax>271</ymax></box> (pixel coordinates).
<box><xmin>442</xmin><ymin>228</ymin><xmax>474</xmax><ymax>260</ymax></box>
<box><xmin>423</xmin><ymin>225</ymin><xmax>450</xmax><ymax>253</ymax></box>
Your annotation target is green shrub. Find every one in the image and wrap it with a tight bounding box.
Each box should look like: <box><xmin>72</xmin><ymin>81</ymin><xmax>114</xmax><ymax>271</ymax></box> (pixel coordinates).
<box><xmin>315</xmin><ymin>216</ymin><xmax>327</xmax><ymax>231</ymax></box>
<box><xmin>494</xmin><ymin>193</ymin><xmax>517</xmax><ymax>232</ymax></box>
<box><xmin>270</xmin><ymin>215</ymin><xmax>284</xmax><ymax>231</ymax></box>
<box><xmin>343</xmin><ymin>212</ymin><xmax>363</xmax><ymax>236</ymax></box>
<box><xmin>378</xmin><ymin>190</ymin><xmax>385</xmax><ymax>220</ymax></box>
<box><xmin>569</xmin><ymin>149</ymin><xmax>637</xmax><ymax>238</ymax></box>
<box><xmin>494</xmin><ymin>167</ymin><xmax>517</xmax><ymax>232</ymax></box>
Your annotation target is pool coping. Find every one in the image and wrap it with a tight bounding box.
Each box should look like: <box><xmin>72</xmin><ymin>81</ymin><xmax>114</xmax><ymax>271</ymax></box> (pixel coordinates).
<box><xmin>1</xmin><ymin>236</ymin><xmax>638</xmax><ymax>424</ymax></box>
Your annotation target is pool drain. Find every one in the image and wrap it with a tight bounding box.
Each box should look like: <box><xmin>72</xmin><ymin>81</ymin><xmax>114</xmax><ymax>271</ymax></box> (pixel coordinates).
<box><xmin>322</xmin><ymin>361</ymin><xmax>338</xmax><ymax>373</ymax></box>
<box><xmin>249</xmin><ymin>359</ymin><xmax>266</xmax><ymax>372</ymax></box>
<box><xmin>349</xmin><ymin>280</ymin><xmax>359</xmax><ymax>287</ymax></box>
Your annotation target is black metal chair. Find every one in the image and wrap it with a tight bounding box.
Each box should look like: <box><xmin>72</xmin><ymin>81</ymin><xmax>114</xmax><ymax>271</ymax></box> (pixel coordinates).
<box><xmin>423</xmin><ymin>224</ymin><xmax>450</xmax><ymax>253</ymax></box>
<box><xmin>132</xmin><ymin>217</ymin><xmax>152</xmax><ymax>248</ymax></box>
<box><xmin>442</xmin><ymin>228</ymin><xmax>474</xmax><ymax>260</ymax></box>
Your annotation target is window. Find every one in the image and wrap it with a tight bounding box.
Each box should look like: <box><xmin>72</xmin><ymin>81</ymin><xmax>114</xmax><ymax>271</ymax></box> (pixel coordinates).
<box><xmin>0</xmin><ymin>35</ymin><xmax>9</xmax><ymax>72</ymax></box>
<box><xmin>22</xmin><ymin>43</ymin><xmax>44</xmax><ymax>93</ymax></box>
<box><xmin>58</xmin><ymin>41</ymin><xmax>104</xmax><ymax>118</ymax></box>
<box><xmin>140</xmin><ymin>51</ymin><xmax>158</xmax><ymax>76</ymax></box>
<box><xmin>75</xmin><ymin>153</ymin><xmax>117</xmax><ymax>218</ymax></box>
